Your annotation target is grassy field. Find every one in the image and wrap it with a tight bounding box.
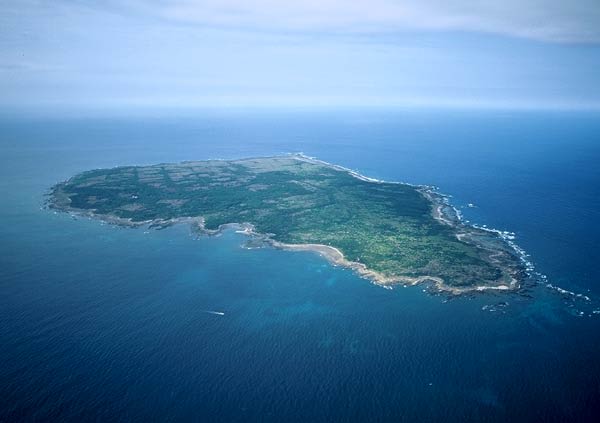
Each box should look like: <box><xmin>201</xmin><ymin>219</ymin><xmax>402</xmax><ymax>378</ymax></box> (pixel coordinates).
<box><xmin>50</xmin><ymin>155</ymin><xmax>522</xmax><ymax>288</ymax></box>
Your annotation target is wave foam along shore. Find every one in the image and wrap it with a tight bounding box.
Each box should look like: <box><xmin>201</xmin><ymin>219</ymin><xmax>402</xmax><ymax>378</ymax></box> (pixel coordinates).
<box><xmin>293</xmin><ymin>153</ymin><xmax>595</xmax><ymax>299</ymax></box>
<box><xmin>48</xmin><ymin>153</ymin><xmax>533</xmax><ymax>294</ymax></box>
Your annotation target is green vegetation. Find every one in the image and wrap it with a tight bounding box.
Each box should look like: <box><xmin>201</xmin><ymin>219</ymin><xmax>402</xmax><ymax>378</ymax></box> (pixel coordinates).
<box><xmin>50</xmin><ymin>155</ymin><xmax>523</xmax><ymax>288</ymax></box>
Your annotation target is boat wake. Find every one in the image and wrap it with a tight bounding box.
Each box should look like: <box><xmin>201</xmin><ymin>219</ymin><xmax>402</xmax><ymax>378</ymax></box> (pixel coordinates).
<box><xmin>202</xmin><ymin>310</ymin><xmax>225</xmax><ymax>316</ymax></box>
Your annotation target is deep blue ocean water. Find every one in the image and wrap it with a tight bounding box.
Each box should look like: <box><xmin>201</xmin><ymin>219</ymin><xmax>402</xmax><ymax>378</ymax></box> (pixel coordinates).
<box><xmin>1</xmin><ymin>109</ymin><xmax>599</xmax><ymax>422</ymax></box>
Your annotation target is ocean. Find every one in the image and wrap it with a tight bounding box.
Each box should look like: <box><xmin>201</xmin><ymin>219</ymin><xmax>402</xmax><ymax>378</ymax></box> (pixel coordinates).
<box><xmin>1</xmin><ymin>109</ymin><xmax>599</xmax><ymax>421</ymax></box>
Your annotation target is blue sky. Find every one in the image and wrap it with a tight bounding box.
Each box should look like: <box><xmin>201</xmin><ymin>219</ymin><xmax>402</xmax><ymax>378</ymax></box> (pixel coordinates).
<box><xmin>1</xmin><ymin>0</ymin><xmax>600</xmax><ymax>111</ymax></box>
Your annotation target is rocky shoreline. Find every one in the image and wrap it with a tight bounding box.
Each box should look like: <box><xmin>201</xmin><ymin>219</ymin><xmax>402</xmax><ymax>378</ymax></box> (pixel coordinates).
<box><xmin>47</xmin><ymin>155</ymin><xmax>527</xmax><ymax>294</ymax></box>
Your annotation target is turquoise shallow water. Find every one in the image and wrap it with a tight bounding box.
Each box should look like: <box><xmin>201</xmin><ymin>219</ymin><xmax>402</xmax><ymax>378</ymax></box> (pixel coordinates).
<box><xmin>1</xmin><ymin>110</ymin><xmax>599</xmax><ymax>421</ymax></box>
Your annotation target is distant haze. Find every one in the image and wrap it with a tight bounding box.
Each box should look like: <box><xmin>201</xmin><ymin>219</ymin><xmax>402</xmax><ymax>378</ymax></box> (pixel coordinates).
<box><xmin>1</xmin><ymin>0</ymin><xmax>600</xmax><ymax>112</ymax></box>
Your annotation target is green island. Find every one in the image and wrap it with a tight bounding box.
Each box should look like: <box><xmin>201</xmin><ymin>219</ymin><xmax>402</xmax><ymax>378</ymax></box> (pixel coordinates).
<box><xmin>49</xmin><ymin>155</ymin><xmax>524</xmax><ymax>293</ymax></box>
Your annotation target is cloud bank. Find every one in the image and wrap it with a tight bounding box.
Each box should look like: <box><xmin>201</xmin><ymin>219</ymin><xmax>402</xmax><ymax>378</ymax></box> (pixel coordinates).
<box><xmin>2</xmin><ymin>0</ymin><xmax>600</xmax><ymax>110</ymax></box>
<box><xmin>128</xmin><ymin>0</ymin><xmax>600</xmax><ymax>43</ymax></box>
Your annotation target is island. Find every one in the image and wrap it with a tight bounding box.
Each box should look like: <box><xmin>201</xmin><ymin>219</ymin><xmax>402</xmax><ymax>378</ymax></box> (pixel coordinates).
<box><xmin>48</xmin><ymin>154</ymin><xmax>525</xmax><ymax>293</ymax></box>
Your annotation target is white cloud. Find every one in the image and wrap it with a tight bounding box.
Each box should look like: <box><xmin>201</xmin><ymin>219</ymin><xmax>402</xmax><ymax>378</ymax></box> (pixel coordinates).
<box><xmin>2</xmin><ymin>0</ymin><xmax>600</xmax><ymax>109</ymax></box>
<box><xmin>129</xmin><ymin>0</ymin><xmax>600</xmax><ymax>43</ymax></box>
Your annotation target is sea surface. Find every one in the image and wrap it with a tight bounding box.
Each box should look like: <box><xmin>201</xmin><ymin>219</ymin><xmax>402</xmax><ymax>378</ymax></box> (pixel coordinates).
<box><xmin>1</xmin><ymin>109</ymin><xmax>599</xmax><ymax>422</ymax></box>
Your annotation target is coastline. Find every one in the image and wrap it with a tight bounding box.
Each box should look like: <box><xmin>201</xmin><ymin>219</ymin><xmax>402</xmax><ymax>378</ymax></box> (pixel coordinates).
<box><xmin>48</xmin><ymin>154</ymin><xmax>528</xmax><ymax>294</ymax></box>
<box><xmin>292</xmin><ymin>154</ymin><xmax>526</xmax><ymax>292</ymax></box>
